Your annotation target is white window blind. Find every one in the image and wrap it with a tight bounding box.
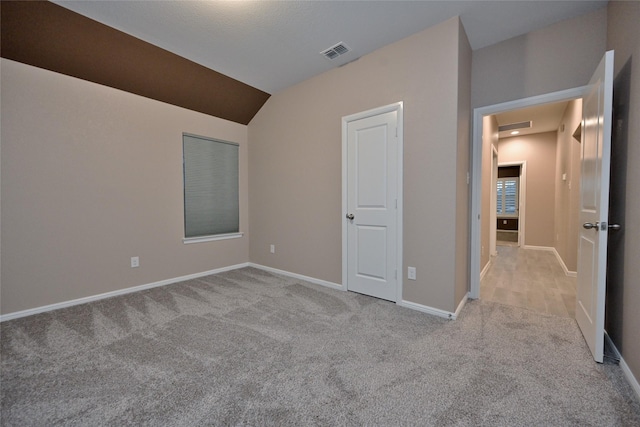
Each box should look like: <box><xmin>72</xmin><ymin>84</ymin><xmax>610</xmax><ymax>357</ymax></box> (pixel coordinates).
<box><xmin>183</xmin><ymin>134</ymin><xmax>239</xmax><ymax>239</ymax></box>
<box><xmin>497</xmin><ymin>177</ymin><xmax>519</xmax><ymax>217</ymax></box>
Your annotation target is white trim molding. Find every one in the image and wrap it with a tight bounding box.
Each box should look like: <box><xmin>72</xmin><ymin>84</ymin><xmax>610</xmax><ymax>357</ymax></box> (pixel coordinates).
<box><xmin>480</xmin><ymin>258</ymin><xmax>492</xmax><ymax>282</ymax></box>
<box><xmin>522</xmin><ymin>245</ymin><xmax>556</xmax><ymax>251</ymax></box>
<box><xmin>552</xmin><ymin>248</ymin><xmax>577</xmax><ymax>277</ymax></box>
<box><xmin>0</xmin><ymin>263</ymin><xmax>249</xmax><ymax>322</ymax></box>
<box><xmin>183</xmin><ymin>232</ymin><xmax>243</xmax><ymax>244</ymax></box>
<box><xmin>454</xmin><ymin>293</ymin><xmax>470</xmax><ymax>318</ymax></box>
<box><xmin>605</xmin><ymin>331</ymin><xmax>640</xmax><ymax>401</ymax></box>
<box><xmin>249</xmin><ymin>263</ymin><xmax>343</xmax><ymax>291</ymax></box>
<box><xmin>398</xmin><ymin>296</ymin><xmax>467</xmax><ymax>321</ymax></box>
<box><xmin>253</xmin><ymin>264</ymin><xmax>469</xmax><ymax>321</ymax></box>
<box><xmin>498</xmin><ymin>160</ymin><xmax>527</xmax><ymax>247</ymax></box>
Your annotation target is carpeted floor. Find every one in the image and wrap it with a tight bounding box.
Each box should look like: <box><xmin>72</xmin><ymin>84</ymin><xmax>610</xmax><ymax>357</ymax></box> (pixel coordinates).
<box><xmin>1</xmin><ymin>267</ymin><xmax>639</xmax><ymax>426</ymax></box>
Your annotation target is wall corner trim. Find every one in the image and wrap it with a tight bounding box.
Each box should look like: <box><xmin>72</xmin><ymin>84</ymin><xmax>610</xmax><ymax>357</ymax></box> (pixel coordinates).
<box><xmin>455</xmin><ymin>292</ymin><xmax>470</xmax><ymax>318</ymax></box>
<box><xmin>0</xmin><ymin>263</ymin><xmax>250</xmax><ymax>322</ymax></box>
<box><xmin>398</xmin><ymin>299</ymin><xmax>460</xmax><ymax>320</ymax></box>
<box><xmin>605</xmin><ymin>330</ymin><xmax>640</xmax><ymax>401</ymax></box>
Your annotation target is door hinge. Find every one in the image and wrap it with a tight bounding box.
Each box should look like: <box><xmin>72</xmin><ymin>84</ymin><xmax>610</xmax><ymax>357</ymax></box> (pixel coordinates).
<box><xmin>395</xmin><ymin>127</ymin><xmax>398</xmax><ymax>137</ymax></box>
<box><xmin>395</xmin><ymin>199</ymin><xmax>398</xmax><ymax>209</ymax></box>
<box><xmin>395</xmin><ymin>269</ymin><xmax>397</xmax><ymax>279</ymax></box>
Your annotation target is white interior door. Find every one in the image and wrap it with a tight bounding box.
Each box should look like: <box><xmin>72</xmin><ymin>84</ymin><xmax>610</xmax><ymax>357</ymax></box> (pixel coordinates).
<box><xmin>343</xmin><ymin>105</ymin><xmax>401</xmax><ymax>302</ymax></box>
<box><xmin>576</xmin><ymin>50</ymin><xmax>614</xmax><ymax>363</ymax></box>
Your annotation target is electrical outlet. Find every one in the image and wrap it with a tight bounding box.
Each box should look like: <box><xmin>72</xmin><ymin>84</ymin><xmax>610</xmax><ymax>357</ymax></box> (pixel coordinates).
<box><xmin>270</xmin><ymin>244</ymin><xmax>275</xmax><ymax>254</ymax></box>
<box><xmin>131</xmin><ymin>256</ymin><xmax>139</xmax><ymax>268</ymax></box>
<box><xmin>408</xmin><ymin>267</ymin><xmax>416</xmax><ymax>280</ymax></box>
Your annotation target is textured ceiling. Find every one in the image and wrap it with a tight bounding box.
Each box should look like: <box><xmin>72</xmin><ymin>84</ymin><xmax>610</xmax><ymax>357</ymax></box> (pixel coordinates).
<box><xmin>54</xmin><ymin>0</ymin><xmax>607</xmax><ymax>94</ymax></box>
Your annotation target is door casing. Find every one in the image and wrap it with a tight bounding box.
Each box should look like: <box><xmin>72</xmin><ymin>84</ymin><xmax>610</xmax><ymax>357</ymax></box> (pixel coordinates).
<box><xmin>342</xmin><ymin>102</ymin><xmax>403</xmax><ymax>302</ymax></box>
<box><xmin>496</xmin><ymin>161</ymin><xmax>526</xmax><ymax>248</ymax></box>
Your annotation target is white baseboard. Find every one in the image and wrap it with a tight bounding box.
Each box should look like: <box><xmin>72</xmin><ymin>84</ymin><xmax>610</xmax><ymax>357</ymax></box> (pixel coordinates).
<box><xmin>251</xmin><ymin>263</ymin><xmax>470</xmax><ymax>321</ymax></box>
<box><xmin>1</xmin><ymin>261</ymin><xmax>466</xmax><ymax>324</ymax></box>
<box><xmin>551</xmin><ymin>248</ymin><xmax>577</xmax><ymax>277</ymax></box>
<box><xmin>522</xmin><ymin>244</ymin><xmax>555</xmax><ymax>251</ymax></box>
<box><xmin>605</xmin><ymin>330</ymin><xmax>640</xmax><ymax>401</ymax></box>
<box><xmin>522</xmin><ymin>245</ymin><xmax>577</xmax><ymax>277</ymax></box>
<box><xmin>480</xmin><ymin>259</ymin><xmax>492</xmax><ymax>281</ymax></box>
<box><xmin>398</xmin><ymin>299</ymin><xmax>457</xmax><ymax>320</ymax></box>
<box><xmin>0</xmin><ymin>263</ymin><xmax>249</xmax><ymax>322</ymax></box>
<box><xmin>454</xmin><ymin>293</ymin><xmax>470</xmax><ymax>318</ymax></box>
<box><xmin>248</xmin><ymin>263</ymin><xmax>343</xmax><ymax>291</ymax></box>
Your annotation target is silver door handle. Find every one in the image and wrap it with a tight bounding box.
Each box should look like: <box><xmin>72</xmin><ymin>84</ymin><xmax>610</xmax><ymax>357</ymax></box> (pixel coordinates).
<box><xmin>608</xmin><ymin>223</ymin><xmax>621</xmax><ymax>231</ymax></box>
<box><xmin>346</xmin><ymin>213</ymin><xmax>354</xmax><ymax>220</ymax></box>
<box><xmin>583</xmin><ymin>222</ymin><xmax>598</xmax><ymax>230</ymax></box>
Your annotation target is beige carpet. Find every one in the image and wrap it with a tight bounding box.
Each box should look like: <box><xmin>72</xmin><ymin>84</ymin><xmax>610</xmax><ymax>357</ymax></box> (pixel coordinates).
<box><xmin>2</xmin><ymin>267</ymin><xmax>639</xmax><ymax>425</ymax></box>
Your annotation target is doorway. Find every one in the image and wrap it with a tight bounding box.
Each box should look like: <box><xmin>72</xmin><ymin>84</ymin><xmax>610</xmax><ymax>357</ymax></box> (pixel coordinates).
<box><xmin>470</xmin><ymin>87</ymin><xmax>585</xmax><ymax>300</ymax></box>
<box><xmin>479</xmin><ymin>100</ymin><xmax>578</xmax><ymax>318</ymax></box>
<box><xmin>496</xmin><ymin>163</ymin><xmax>523</xmax><ymax>247</ymax></box>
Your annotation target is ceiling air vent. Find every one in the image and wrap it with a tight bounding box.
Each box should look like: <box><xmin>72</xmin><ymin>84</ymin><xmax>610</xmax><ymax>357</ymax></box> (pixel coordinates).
<box><xmin>321</xmin><ymin>42</ymin><xmax>351</xmax><ymax>60</ymax></box>
<box><xmin>498</xmin><ymin>121</ymin><xmax>532</xmax><ymax>132</ymax></box>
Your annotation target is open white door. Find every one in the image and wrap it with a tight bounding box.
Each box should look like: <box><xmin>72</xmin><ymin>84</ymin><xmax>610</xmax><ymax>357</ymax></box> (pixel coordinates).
<box><xmin>576</xmin><ymin>50</ymin><xmax>614</xmax><ymax>363</ymax></box>
<box><xmin>342</xmin><ymin>103</ymin><xmax>402</xmax><ymax>302</ymax></box>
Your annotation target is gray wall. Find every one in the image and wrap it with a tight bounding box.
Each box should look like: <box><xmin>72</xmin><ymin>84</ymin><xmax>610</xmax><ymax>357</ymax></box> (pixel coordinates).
<box><xmin>1</xmin><ymin>59</ymin><xmax>250</xmax><ymax>314</ymax></box>
<box><xmin>472</xmin><ymin>7</ymin><xmax>607</xmax><ymax>109</ymax></box>
<box><xmin>498</xmin><ymin>132</ymin><xmax>557</xmax><ymax>248</ymax></box>
<box><xmin>249</xmin><ymin>17</ymin><xmax>471</xmax><ymax>313</ymax></box>
<box><xmin>606</xmin><ymin>0</ymin><xmax>640</xmax><ymax>391</ymax></box>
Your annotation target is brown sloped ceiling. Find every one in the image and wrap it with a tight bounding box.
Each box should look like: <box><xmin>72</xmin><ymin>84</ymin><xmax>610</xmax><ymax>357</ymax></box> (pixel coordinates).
<box><xmin>1</xmin><ymin>1</ymin><xmax>270</xmax><ymax>125</ymax></box>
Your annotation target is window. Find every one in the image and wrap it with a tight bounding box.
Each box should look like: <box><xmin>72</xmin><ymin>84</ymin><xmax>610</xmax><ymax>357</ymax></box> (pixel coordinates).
<box><xmin>497</xmin><ymin>177</ymin><xmax>519</xmax><ymax>217</ymax></box>
<box><xmin>183</xmin><ymin>133</ymin><xmax>241</xmax><ymax>243</ymax></box>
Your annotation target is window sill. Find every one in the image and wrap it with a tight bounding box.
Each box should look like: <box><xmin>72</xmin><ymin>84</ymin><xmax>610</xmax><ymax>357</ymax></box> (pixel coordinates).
<box><xmin>183</xmin><ymin>232</ymin><xmax>244</xmax><ymax>244</ymax></box>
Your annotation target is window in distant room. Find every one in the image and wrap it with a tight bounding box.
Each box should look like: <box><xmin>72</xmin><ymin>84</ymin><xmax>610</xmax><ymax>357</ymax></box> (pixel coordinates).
<box><xmin>183</xmin><ymin>133</ymin><xmax>240</xmax><ymax>243</ymax></box>
<box><xmin>496</xmin><ymin>177</ymin><xmax>519</xmax><ymax>218</ymax></box>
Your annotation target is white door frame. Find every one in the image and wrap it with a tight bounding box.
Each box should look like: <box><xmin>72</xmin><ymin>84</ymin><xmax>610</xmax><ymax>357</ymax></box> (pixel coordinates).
<box><xmin>342</xmin><ymin>102</ymin><xmax>404</xmax><ymax>303</ymax></box>
<box><xmin>489</xmin><ymin>146</ymin><xmax>498</xmax><ymax>256</ymax></box>
<box><xmin>470</xmin><ymin>88</ymin><xmax>585</xmax><ymax>299</ymax></box>
<box><xmin>496</xmin><ymin>161</ymin><xmax>527</xmax><ymax>248</ymax></box>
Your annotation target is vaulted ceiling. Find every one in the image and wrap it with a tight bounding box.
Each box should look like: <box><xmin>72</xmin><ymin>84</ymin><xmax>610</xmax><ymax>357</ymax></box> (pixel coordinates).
<box><xmin>53</xmin><ymin>0</ymin><xmax>607</xmax><ymax>94</ymax></box>
<box><xmin>2</xmin><ymin>1</ymin><xmax>607</xmax><ymax>124</ymax></box>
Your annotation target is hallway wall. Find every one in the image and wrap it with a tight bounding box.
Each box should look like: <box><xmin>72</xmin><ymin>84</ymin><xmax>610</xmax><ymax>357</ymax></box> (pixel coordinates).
<box><xmin>498</xmin><ymin>131</ymin><xmax>557</xmax><ymax>248</ymax></box>
<box><xmin>554</xmin><ymin>99</ymin><xmax>582</xmax><ymax>272</ymax></box>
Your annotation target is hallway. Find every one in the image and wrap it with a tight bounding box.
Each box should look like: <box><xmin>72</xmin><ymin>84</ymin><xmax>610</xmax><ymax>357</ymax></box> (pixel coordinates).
<box><xmin>480</xmin><ymin>245</ymin><xmax>576</xmax><ymax>318</ymax></box>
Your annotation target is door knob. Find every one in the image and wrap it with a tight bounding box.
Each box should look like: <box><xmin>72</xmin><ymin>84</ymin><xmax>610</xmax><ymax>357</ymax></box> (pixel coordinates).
<box><xmin>608</xmin><ymin>223</ymin><xmax>621</xmax><ymax>231</ymax></box>
<box><xmin>583</xmin><ymin>222</ymin><xmax>598</xmax><ymax>230</ymax></box>
<box><xmin>346</xmin><ymin>213</ymin><xmax>354</xmax><ymax>220</ymax></box>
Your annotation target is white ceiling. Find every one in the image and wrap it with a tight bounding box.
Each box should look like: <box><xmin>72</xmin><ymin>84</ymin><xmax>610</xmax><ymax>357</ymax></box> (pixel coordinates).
<box><xmin>54</xmin><ymin>0</ymin><xmax>607</xmax><ymax>94</ymax></box>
